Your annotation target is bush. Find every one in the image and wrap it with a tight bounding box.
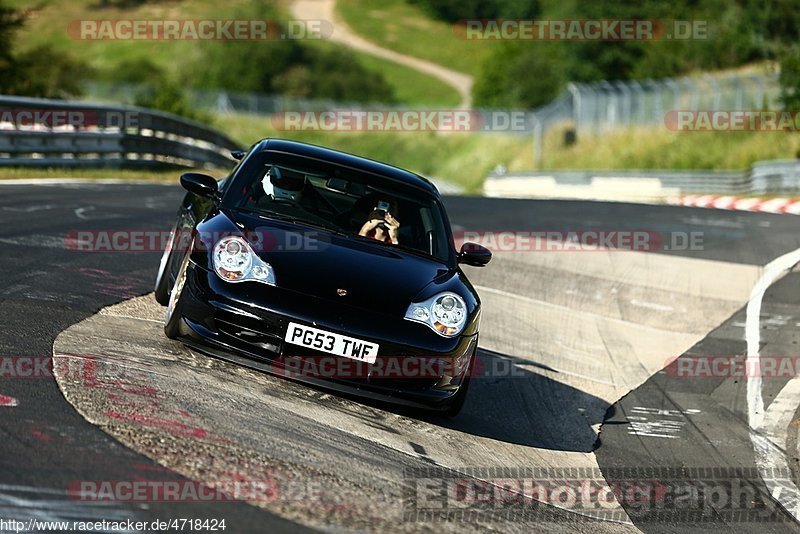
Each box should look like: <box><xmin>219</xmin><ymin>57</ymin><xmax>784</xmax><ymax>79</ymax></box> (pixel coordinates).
<box><xmin>0</xmin><ymin>2</ymin><xmax>89</xmax><ymax>98</ymax></box>
<box><xmin>473</xmin><ymin>42</ymin><xmax>564</xmax><ymax>109</ymax></box>
<box><xmin>6</xmin><ymin>45</ymin><xmax>90</xmax><ymax>99</ymax></box>
<box><xmin>779</xmin><ymin>46</ymin><xmax>800</xmax><ymax>110</ymax></box>
<box><xmin>197</xmin><ymin>39</ymin><xmax>395</xmax><ymax>103</ymax></box>
<box><xmin>134</xmin><ymin>79</ymin><xmax>212</xmax><ymax>124</ymax></box>
<box><xmin>105</xmin><ymin>57</ymin><xmax>165</xmax><ymax>85</ymax></box>
<box><xmin>407</xmin><ymin>0</ymin><xmax>540</xmax><ymax>22</ymax></box>
<box><xmin>0</xmin><ymin>1</ymin><xmax>23</xmax><ymax>79</ymax></box>
<box><xmin>193</xmin><ymin>0</ymin><xmax>394</xmax><ymax>103</ymax></box>
<box><xmin>305</xmin><ymin>47</ymin><xmax>395</xmax><ymax>103</ymax></box>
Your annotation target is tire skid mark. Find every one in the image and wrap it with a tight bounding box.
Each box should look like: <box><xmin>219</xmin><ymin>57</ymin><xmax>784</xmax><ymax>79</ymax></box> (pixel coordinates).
<box><xmin>55</xmin><ymin>352</ymin><xmax>228</xmax><ymax>445</ymax></box>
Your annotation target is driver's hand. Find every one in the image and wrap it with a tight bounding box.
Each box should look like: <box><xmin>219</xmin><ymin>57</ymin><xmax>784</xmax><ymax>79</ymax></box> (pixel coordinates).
<box><xmin>384</xmin><ymin>214</ymin><xmax>400</xmax><ymax>243</ymax></box>
<box><xmin>359</xmin><ymin>218</ymin><xmax>383</xmax><ymax>236</ymax></box>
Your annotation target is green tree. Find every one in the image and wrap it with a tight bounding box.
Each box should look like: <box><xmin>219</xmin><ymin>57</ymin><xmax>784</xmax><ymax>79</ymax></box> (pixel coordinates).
<box><xmin>407</xmin><ymin>0</ymin><xmax>540</xmax><ymax>22</ymax></box>
<box><xmin>0</xmin><ymin>1</ymin><xmax>89</xmax><ymax>98</ymax></box>
<box><xmin>105</xmin><ymin>57</ymin><xmax>165</xmax><ymax>84</ymax></box>
<box><xmin>470</xmin><ymin>0</ymin><xmax>800</xmax><ymax>109</ymax></box>
<box><xmin>305</xmin><ymin>47</ymin><xmax>395</xmax><ymax>103</ymax></box>
<box><xmin>11</xmin><ymin>45</ymin><xmax>91</xmax><ymax>98</ymax></box>
<box><xmin>0</xmin><ymin>1</ymin><xmax>25</xmax><ymax>94</ymax></box>
<box><xmin>473</xmin><ymin>42</ymin><xmax>565</xmax><ymax>109</ymax></box>
<box><xmin>195</xmin><ymin>1</ymin><xmax>395</xmax><ymax>104</ymax></box>
<box><xmin>779</xmin><ymin>46</ymin><xmax>800</xmax><ymax>109</ymax></box>
<box><xmin>134</xmin><ymin>78</ymin><xmax>212</xmax><ymax>124</ymax></box>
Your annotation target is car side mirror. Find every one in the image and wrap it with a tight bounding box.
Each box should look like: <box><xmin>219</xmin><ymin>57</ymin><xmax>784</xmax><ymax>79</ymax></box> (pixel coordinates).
<box><xmin>180</xmin><ymin>172</ymin><xmax>219</xmax><ymax>200</ymax></box>
<box><xmin>458</xmin><ymin>242</ymin><xmax>492</xmax><ymax>267</ymax></box>
<box><xmin>231</xmin><ymin>150</ymin><xmax>246</xmax><ymax>160</ymax></box>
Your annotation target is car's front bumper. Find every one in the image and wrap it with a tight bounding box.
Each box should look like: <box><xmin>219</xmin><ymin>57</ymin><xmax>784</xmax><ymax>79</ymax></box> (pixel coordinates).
<box><xmin>173</xmin><ymin>262</ymin><xmax>478</xmax><ymax>410</ymax></box>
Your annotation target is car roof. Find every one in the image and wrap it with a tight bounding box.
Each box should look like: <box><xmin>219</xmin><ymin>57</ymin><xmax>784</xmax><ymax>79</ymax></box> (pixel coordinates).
<box><xmin>253</xmin><ymin>138</ymin><xmax>440</xmax><ymax>197</ymax></box>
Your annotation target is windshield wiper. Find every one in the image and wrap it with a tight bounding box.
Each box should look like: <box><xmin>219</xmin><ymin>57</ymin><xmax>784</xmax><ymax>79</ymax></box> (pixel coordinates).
<box><xmin>238</xmin><ymin>208</ymin><xmax>349</xmax><ymax>237</ymax></box>
<box><xmin>290</xmin><ymin>218</ymin><xmax>350</xmax><ymax>237</ymax></box>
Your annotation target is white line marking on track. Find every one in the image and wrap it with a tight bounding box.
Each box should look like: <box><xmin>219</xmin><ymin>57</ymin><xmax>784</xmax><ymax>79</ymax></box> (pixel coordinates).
<box><xmin>74</xmin><ymin>206</ymin><xmax>94</xmax><ymax>220</ymax></box>
<box><xmin>0</xmin><ymin>234</ymin><xmax>66</xmax><ymax>249</ymax></box>
<box><xmin>0</xmin><ymin>178</ymin><xmax>174</xmax><ymax>186</ymax></box>
<box><xmin>629</xmin><ymin>299</ymin><xmax>674</xmax><ymax>312</ymax></box>
<box><xmin>746</xmin><ymin>247</ymin><xmax>800</xmax><ymax>522</ymax></box>
<box><xmin>626</xmin><ymin>406</ymin><xmax>701</xmax><ymax>439</ymax></box>
<box><xmin>100</xmin><ymin>313</ymin><xmax>163</xmax><ymax>324</ymax></box>
<box><xmin>0</xmin><ymin>204</ymin><xmax>56</xmax><ymax>212</ymax></box>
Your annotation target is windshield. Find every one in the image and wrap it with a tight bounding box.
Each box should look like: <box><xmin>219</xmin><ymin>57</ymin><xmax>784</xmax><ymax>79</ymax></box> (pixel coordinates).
<box><xmin>224</xmin><ymin>151</ymin><xmax>454</xmax><ymax>263</ymax></box>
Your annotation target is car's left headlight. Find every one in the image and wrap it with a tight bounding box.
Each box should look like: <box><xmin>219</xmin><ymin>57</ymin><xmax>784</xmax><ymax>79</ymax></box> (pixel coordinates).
<box><xmin>212</xmin><ymin>235</ymin><xmax>276</xmax><ymax>285</ymax></box>
<box><xmin>404</xmin><ymin>292</ymin><xmax>467</xmax><ymax>337</ymax></box>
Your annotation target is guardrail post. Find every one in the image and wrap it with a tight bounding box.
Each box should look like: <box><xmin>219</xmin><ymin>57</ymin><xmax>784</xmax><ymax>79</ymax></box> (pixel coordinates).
<box><xmin>531</xmin><ymin>115</ymin><xmax>543</xmax><ymax>168</ymax></box>
<box><xmin>567</xmin><ymin>83</ymin><xmax>581</xmax><ymax>134</ymax></box>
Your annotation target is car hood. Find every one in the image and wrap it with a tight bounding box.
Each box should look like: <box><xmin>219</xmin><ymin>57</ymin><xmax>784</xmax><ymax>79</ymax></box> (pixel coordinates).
<box><xmin>219</xmin><ymin>210</ymin><xmax>453</xmax><ymax>315</ymax></box>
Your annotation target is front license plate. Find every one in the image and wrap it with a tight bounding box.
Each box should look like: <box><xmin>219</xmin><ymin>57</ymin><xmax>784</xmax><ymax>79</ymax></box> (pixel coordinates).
<box><xmin>284</xmin><ymin>322</ymin><xmax>379</xmax><ymax>364</ymax></box>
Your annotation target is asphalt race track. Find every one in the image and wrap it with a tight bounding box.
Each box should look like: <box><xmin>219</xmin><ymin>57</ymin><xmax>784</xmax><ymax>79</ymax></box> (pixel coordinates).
<box><xmin>3</xmin><ymin>181</ymin><xmax>800</xmax><ymax>532</ymax></box>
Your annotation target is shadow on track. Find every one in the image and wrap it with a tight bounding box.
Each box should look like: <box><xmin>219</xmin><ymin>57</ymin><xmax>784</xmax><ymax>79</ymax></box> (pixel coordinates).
<box><xmin>424</xmin><ymin>348</ymin><xmax>608</xmax><ymax>452</ymax></box>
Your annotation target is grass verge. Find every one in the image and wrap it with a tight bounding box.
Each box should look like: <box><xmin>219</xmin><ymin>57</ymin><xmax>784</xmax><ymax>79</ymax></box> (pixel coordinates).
<box><xmin>351</xmin><ymin>51</ymin><xmax>461</xmax><ymax>107</ymax></box>
<box><xmin>541</xmin><ymin>125</ymin><xmax>800</xmax><ymax>170</ymax></box>
<box><xmin>336</xmin><ymin>0</ymin><xmax>490</xmax><ymax>76</ymax></box>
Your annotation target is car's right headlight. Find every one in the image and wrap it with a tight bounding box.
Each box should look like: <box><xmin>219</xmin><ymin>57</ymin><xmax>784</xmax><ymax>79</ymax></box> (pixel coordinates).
<box><xmin>404</xmin><ymin>292</ymin><xmax>468</xmax><ymax>337</ymax></box>
<box><xmin>212</xmin><ymin>235</ymin><xmax>275</xmax><ymax>285</ymax></box>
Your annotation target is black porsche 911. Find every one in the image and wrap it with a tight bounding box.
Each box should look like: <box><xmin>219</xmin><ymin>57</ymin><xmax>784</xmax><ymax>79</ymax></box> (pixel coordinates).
<box><xmin>154</xmin><ymin>139</ymin><xmax>491</xmax><ymax>416</ymax></box>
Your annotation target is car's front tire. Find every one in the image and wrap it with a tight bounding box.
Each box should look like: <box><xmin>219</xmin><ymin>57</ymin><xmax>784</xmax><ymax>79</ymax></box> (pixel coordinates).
<box><xmin>164</xmin><ymin>252</ymin><xmax>190</xmax><ymax>339</ymax></box>
<box><xmin>154</xmin><ymin>225</ymin><xmax>178</xmax><ymax>306</ymax></box>
<box><xmin>438</xmin><ymin>349</ymin><xmax>476</xmax><ymax>417</ymax></box>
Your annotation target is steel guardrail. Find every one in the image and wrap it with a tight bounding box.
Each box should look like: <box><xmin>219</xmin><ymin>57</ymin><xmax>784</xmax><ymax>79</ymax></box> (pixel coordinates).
<box><xmin>0</xmin><ymin>95</ymin><xmax>239</xmax><ymax>169</ymax></box>
<box><xmin>486</xmin><ymin>160</ymin><xmax>800</xmax><ymax>197</ymax></box>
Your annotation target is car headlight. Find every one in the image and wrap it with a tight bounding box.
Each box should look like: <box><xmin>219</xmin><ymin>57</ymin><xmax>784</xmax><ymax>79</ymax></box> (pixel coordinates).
<box><xmin>404</xmin><ymin>292</ymin><xmax>468</xmax><ymax>337</ymax></box>
<box><xmin>212</xmin><ymin>236</ymin><xmax>276</xmax><ymax>285</ymax></box>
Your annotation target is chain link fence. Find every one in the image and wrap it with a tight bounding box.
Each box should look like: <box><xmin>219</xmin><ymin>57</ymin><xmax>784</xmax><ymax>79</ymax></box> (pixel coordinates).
<box><xmin>566</xmin><ymin>74</ymin><xmax>781</xmax><ymax>134</ymax></box>
<box><xmin>528</xmin><ymin>73</ymin><xmax>781</xmax><ymax>165</ymax></box>
<box><xmin>83</xmin><ymin>82</ymin><xmax>399</xmax><ymax>115</ymax></box>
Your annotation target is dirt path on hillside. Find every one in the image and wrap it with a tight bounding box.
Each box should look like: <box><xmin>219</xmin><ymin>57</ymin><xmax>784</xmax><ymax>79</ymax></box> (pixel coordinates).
<box><xmin>291</xmin><ymin>0</ymin><xmax>473</xmax><ymax>107</ymax></box>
